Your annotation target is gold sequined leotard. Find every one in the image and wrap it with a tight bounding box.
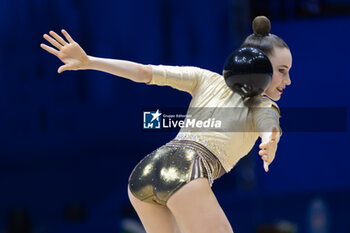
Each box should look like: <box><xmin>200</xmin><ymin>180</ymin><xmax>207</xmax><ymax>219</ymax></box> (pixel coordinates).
<box><xmin>128</xmin><ymin>140</ymin><xmax>225</xmax><ymax>206</ymax></box>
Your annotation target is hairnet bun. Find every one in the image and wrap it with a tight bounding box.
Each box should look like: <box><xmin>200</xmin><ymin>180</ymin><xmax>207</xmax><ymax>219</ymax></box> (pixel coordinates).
<box><xmin>252</xmin><ymin>16</ymin><xmax>271</xmax><ymax>36</ymax></box>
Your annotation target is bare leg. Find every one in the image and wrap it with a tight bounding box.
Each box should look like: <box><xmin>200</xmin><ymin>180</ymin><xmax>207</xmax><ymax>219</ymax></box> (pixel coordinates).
<box><xmin>128</xmin><ymin>186</ymin><xmax>182</xmax><ymax>233</ymax></box>
<box><xmin>167</xmin><ymin>178</ymin><xmax>234</xmax><ymax>233</ymax></box>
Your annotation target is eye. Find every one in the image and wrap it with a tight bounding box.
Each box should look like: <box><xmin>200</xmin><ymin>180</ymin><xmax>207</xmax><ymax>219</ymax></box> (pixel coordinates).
<box><xmin>278</xmin><ymin>69</ymin><xmax>285</xmax><ymax>74</ymax></box>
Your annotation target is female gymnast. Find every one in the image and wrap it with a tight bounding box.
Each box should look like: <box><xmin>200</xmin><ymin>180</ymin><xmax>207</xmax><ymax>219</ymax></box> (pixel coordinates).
<box><xmin>41</xmin><ymin>16</ymin><xmax>292</xmax><ymax>233</ymax></box>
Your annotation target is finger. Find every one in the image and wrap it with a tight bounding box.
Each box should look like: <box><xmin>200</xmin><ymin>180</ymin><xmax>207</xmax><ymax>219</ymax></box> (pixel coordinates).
<box><xmin>40</xmin><ymin>43</ymin><xmax>59</xmax><ymax>56</ymax></box>
<box><xmin>58</xmin><ymin>64</ymin><xmax>71</xmax><ymax>73</ymax></box>
<box><xmin>259</xmin><ymin>143</ymin><xmax>267</xmax><ymax>149</ymax></box>
<box><xmin>61</xmin><ymin>29</ymin><xmax>74</xmax><ymax>43</ymax></box>
<box><xmin>49</xmin><ymin>30</ymin><xmax>68</xmax><ymax>46</ymax></box>
<box><xmin>264</xmin><ymin>161</ymin><xmax>269</xmax><ymax>172</ymax></box>
<box><xmin>258</xmin><ymin>150</ymin><xmax>265</xmax><ymax>156</ymax></box>
<box><xmin>262</xmin><ymin>155</ymin><xmax>267</xmax><ymax>161</ymax></box>
<box><xmin>43</xmin><ymin>34</ymin><xmax>63</xmax><ymax>50</ymax></box>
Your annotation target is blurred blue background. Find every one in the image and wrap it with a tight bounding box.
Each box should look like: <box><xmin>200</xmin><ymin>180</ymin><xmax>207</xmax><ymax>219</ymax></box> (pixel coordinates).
<box><xmin>0</xmin><ymin>0</ymin><xmax>349</xmax><ymax>233</ymax></box>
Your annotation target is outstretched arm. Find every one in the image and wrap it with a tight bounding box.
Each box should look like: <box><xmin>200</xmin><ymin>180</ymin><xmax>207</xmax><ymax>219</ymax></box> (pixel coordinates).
<box><xmin>40</xmin><ymin>29</ymin><xmax>152</xmax><ymax>83</ymax></box>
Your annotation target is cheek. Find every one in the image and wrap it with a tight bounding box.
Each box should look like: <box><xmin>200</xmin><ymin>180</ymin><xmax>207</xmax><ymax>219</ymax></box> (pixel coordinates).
<box><xmin>269</xmin><ymin>73</ymin><xmax>282</xmax><ymax>88</ymax></box>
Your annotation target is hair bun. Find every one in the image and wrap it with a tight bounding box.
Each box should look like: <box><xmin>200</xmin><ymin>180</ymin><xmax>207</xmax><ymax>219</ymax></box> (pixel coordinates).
<box><xmin>252</xmin><ymin>16</ymin><xmax>271</xmax><ymax>36</ymax></box>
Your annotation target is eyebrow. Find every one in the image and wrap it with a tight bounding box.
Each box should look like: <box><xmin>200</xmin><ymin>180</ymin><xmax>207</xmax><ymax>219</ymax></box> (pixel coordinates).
<box><xmin>278</xmin><ymin>65</ymin><xmax>289</xmax><ymax>69</ymax></box>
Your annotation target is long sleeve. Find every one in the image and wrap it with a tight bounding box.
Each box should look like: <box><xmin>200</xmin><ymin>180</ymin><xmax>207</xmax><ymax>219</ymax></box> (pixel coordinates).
<box><xmin>251</xmin><ymin>97</ymin><xmax>282</xmax><ymax>138</ymax></box>
<box><xmin>146</xmin><ymin>65</ymin><xmax>204</xmax><ymax>96</ymax></box>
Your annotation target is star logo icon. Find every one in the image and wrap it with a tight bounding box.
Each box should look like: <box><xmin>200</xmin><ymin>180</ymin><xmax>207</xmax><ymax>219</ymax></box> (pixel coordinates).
<box><xmin>143</xmin><ymin>109</ymin><xmax>162</xmax><ymax>129</ymax></box>
<box><xmin>150</xmin><ymin>109</ymin><xmax>162</xmax><ymax>122</ymax></box>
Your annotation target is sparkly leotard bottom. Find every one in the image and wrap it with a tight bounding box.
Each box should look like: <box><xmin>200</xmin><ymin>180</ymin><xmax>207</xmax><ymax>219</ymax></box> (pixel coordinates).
<box><xmin>128</xmin><ymin>139</ymin><xmax>225</xmax><ymax>206</ymax></box>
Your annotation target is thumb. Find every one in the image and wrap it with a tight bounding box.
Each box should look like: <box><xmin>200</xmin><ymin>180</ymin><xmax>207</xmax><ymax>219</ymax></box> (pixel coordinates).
<box><xmin>58</xmin><ymin>64</ymin><xmax>71</xmax><ymax>73</ymax></box>
<box><xmin>271</xmin><ymin>127</ymin><xmax>278</xmax><ymax>141</ymax></box>
<box><xmin>264</xmin><ymin>161</ymin><xmax>269</xmax><ymax>172</ymax></box>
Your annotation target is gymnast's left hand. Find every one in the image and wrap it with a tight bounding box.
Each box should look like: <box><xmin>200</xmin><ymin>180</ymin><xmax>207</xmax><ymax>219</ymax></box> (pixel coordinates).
<box><xmin>258</xmin><ymin>127</ymin><xmax>279</xmax><ymax>172</ymax></box>
<box><xmin>40</xmin><ymin>29</ymin><xmax>90</xmax><ymax>73</ymax></box>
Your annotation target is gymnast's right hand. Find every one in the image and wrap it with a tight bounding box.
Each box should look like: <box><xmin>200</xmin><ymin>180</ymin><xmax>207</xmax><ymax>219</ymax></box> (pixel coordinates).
<box><xmin>40</xmin><ymin>29</ymin><xmax>89</xmax><ymax>73</ymax></box>
<box><xmin>259</xmin><ymin>127</ymin><xmax>279</xmax><ymax>172</ymax></box>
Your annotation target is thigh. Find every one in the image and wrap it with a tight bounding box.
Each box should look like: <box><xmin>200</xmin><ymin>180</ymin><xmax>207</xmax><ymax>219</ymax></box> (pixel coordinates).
<box><xmin>167</xmin><ymin>178</ymin><xmax>233</xmax><ymax>233</ymax></box>
<box><xmin>128</xmin><ymin>186</ymin><xmax>182</xmax><ymax>233</ymax></box>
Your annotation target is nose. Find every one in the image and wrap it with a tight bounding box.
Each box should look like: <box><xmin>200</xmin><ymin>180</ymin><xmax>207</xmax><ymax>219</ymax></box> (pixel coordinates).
<box><xmin>284</xmin><ymin>74</ymin><xmax>291</xmax><ymax>86</ymax></box>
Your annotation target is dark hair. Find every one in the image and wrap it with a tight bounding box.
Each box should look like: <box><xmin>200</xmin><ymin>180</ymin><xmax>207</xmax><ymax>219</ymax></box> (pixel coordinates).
<box><xmin>241</xmin><ymin>16</ymin><xmax>289</xmax><ymax>56</ymax></box>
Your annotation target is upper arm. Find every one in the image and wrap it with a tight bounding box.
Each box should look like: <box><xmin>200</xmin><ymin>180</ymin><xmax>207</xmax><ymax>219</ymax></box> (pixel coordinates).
<box><xmin>146</xmin><ymin>65</ymin><xmax>204</xmax><ymax>95</ymax></box>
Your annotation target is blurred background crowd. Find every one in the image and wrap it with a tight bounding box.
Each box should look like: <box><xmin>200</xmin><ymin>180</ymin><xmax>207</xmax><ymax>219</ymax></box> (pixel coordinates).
<box><xmin>0</xmin><ymin>0</ymin><xmax>349</xmax><ymax>232</ymax></box>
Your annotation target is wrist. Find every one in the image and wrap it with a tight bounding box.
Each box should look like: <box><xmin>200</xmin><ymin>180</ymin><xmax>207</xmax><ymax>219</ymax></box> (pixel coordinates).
<box><xmin>261</xmin><ymin>127</ymin><xmax>280</xmax><ymax>143</ymax></box>
<box><xmin>81</xmin><ymin>55</ymin><xmax>95</xmax><ymax>70</ymax></box>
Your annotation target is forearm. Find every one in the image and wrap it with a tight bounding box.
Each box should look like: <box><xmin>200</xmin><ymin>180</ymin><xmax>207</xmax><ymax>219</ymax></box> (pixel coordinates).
<box><xmin>84</xmin><ymin>56</ymin><xmax>152</xmax><ymax>83</ymax></box>
<box><xmin>254</xmin><ymin>109</ymin><xmax>281</xmax><ymax>142</ymax></box>
<box><xmin>252</xmin><ymin>102</ymin><xmax>281</xmax><ymax>142</ymax></box>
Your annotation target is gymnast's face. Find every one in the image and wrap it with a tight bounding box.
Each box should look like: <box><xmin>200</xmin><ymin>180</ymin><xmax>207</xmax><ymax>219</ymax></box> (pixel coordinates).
<box><xmin>264</xmin><ymin>47</ymin><xmax>292</xmax><ymax>101</ymax></box>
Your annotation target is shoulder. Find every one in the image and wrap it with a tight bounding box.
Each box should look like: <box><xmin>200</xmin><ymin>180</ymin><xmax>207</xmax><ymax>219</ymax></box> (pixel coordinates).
<box><xmin>151</xmin><ymin>64</ymin><xmax>221</xmax><ymax>78</ymax></box>
<box><xmin>190</xmin><ymin>67</ymin><xmax>224</xmax><ymax>93</ymax></box>
<box><xmin>150</xmin><ymin>64</ymin><xmax>203</xmax><ymax>72</ymax></box>
<box><xmin>245</xmin><ymin>95</ymin><xmax>280</xmax><ymax>117</ymax></box>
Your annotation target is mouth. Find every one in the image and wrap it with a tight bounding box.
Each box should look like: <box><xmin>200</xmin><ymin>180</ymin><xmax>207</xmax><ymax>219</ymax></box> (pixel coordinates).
<box><xmin>277</xmin><ymin>87</ymin><xmax>283</xmax><ymax>94</ymax></box>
